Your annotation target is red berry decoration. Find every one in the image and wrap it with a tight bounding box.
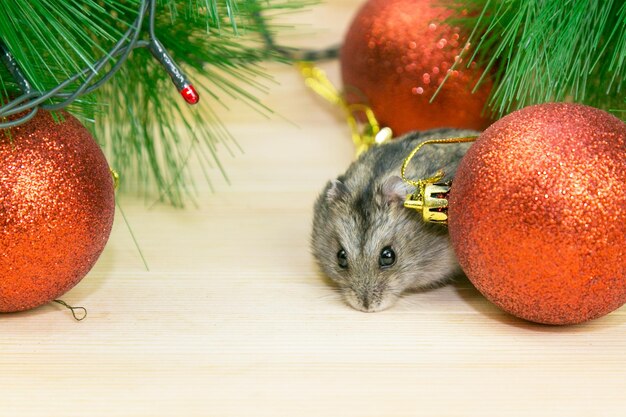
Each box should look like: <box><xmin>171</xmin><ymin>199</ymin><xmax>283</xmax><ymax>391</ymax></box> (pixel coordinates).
<box><xmin>340</xmin><ymin>0</ymin><xmax>493</xmax><ymax>135</ymax></box>
<box><xmin>448</xmin><ymin>103</ymin><xmax>626</xmax><ymax>325</ymax></box>
<box><xmin>0</xmin><ymin>110</ymin><xmax>115</xmax><ymax>313</ymax></box>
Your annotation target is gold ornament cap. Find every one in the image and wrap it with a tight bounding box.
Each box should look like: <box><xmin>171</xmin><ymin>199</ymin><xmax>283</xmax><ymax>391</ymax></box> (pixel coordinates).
<box><xmin>404</xmin><ymin>179</ymin><xmax>451</xmax><ymax>225</ymax></box>
<box><xmin>401</xmin><ymin>136</ymin><xmax>478</xmax><ymax>225</ymax></box>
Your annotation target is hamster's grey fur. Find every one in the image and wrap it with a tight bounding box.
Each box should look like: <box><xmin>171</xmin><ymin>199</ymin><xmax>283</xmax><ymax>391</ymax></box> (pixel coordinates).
<box><xmin>311</xmin><ymin>129</ymin><xmax>476</xmax><ymax>312</ymax></box>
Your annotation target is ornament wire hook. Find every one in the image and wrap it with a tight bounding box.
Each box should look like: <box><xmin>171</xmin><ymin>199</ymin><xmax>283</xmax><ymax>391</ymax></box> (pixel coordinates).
<box><xmin>53</xmin><ymin>299</ymin><xmax>88</xmax><ymax>321</ymax></box>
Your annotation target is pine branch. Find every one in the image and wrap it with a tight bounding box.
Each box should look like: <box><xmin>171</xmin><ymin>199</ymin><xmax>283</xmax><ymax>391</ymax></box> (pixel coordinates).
<box><xmin>0</xmin><ymin>0</ymin><xmax>314</xmax><ymax>206</ymax></box>
<box><xmin>449</xmin><ymin>0</ymin><xmax>625</xmax><ymax>120</ymax></box>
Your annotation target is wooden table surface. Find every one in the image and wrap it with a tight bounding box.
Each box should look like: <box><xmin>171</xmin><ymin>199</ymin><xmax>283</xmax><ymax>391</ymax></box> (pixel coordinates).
<box><xmin>2</xmin><ymin>2</ymin><xmax>625</xmax><ymax>416</ymax></box>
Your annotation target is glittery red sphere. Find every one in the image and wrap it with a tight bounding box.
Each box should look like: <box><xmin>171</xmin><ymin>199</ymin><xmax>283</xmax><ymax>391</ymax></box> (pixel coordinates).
<box><xmin>0</xmin><ymin>111</ymin><xmax>115</xmax><ymax>312</ymax></box>
<box><xmin>449</xmin><ymin>103</ymin><xmax>626</xmax><ymax>325</ymax></box>
<box><xmin>340</xmin><ymin>0</ymin><xmax>493</xmax><ymax>135</ymax></box>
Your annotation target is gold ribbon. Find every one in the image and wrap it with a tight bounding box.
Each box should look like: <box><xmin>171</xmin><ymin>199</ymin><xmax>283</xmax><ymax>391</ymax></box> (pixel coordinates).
<box><xmin>296</xmin><ymin>62</ymin><xmax>392</xmax><ymax>156</ymax></box>
<box><xmin>110</xmin><ymin>169</ymin><xmax>120</xmax><ymax>190</ymax></box>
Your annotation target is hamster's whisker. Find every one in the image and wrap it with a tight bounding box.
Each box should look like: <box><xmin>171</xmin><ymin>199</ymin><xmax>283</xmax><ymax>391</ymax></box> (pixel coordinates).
<box><xmin>317</xmin><ymin>291</ymin><xmax>343</xmax><ymax>300</ymax></box>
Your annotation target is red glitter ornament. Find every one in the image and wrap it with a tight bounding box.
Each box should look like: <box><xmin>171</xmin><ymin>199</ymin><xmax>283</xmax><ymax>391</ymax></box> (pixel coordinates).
<box><xmin>340</xmin><ymin>0</ymin><xmax>493</xmax><ymax>135</ymax></box>
<box><xmin>448</xmin><ymin>103</ymin><xmax>626</xmax><ymax>325</ymax></box>
<box><xmin>0</xmin><ymin>111</ymin><xmax>115</xmax><ymax>313</ymax></box>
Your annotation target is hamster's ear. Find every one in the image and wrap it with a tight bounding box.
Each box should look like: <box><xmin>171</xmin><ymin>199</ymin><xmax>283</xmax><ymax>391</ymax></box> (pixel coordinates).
<box><xmin>379</xmin><ymin>176</ymin><xmax>410</xmax><ymax>205</ymax></box>
<box><xmin>326</xmin><ymin>179</ymin><xmax>349</xmax><ymax>203</ymax></box>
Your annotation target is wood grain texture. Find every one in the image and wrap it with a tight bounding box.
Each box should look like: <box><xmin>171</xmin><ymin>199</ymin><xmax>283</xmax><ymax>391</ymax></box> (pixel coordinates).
<box><xmin>1</xmin><ymin>2</ymin><xmax>625</xmax><ymax>416</ymax></box>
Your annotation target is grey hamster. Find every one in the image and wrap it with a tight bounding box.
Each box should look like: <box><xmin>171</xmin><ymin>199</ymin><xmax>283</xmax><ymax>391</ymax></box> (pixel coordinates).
<box><xmin>311</xmin><ymin>128</ymin><xmax>476</xmax><ymax>312</ymax></box>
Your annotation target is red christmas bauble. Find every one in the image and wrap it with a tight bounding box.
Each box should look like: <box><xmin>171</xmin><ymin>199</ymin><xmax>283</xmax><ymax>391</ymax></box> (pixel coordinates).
<box><xmin>448</xmin><ymin>103</ymin><xmax>626</xmax><ymax>325</ymax></box>
<box><xmin>340</xmin><ymin>0</ymin><xmax>493</xmax><ymax>135</ymax></box>
<box><xmin>0</xmin><ymin>111</ymin><xmax>115</xmax><ymax>312</ymax></box>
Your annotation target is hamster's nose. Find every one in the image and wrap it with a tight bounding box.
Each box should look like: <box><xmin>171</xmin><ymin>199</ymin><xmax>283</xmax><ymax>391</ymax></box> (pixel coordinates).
<box><xmin>343</xmin><ymin>288</ymin><xmax>387</xmax><ymax>312</ymax></box>
<box><xmin>360</xmin><ymin>293</ymin><xmax>383</xmax><ymax>312</ymax></box>
<box><xmin>361</xmin><ymin>295</ymin><xmax>370</xmax><ymax>310</ymax></box>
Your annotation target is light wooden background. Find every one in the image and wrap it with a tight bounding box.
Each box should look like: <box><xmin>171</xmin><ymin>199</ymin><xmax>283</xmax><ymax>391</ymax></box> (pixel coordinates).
<box><xmin>2</xmin><ymin>2</ymin><xmax>625</xmax><ymax>416</ymax></box>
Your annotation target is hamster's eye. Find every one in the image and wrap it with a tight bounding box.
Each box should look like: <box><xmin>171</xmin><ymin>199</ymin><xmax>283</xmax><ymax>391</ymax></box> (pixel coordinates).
<box><xmin>379</xmin><ymin>246</ymin><xmax>396</xmax><ymax>268</ymax></box>
<box><xmin>337</xmin><ymin>248</ymin><xmax>349</xmax><ymax>269</ymax></box>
